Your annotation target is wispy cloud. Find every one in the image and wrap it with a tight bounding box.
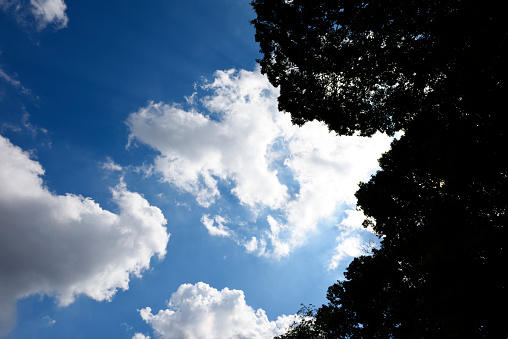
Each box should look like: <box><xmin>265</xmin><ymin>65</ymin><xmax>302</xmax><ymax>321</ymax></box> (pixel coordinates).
<box><xmin>1</xmin><ymin>113</ymin><xmax>53</xmax><ymax>151</ymax></box>
<box><xmin>0</xmin><ymin>67</ymin><xmax>31</xmax><ymax>94</ymax></box>
<box><xmin>42</xmin><ymin>315</ymin><xmax>56</xmax><ymax>326</ymax></box>
<box><xmin>101</xmin><ymin>156</ymin><xmax>124</xmax><ymax>172</ymax></box>
<box><xmin>201</xmin><ymin>214</ymin><xmax>232</xmax><ymax>237</ymax></box>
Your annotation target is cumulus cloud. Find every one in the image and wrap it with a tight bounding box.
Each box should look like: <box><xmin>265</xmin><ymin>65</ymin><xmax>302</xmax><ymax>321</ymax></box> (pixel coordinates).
<box><xmin>135</xmin><ymin>282</ymin><xmax>297</xmax><ymax>339</ymax></box>
<box><xmin>132</xmin><ymin>334</ymin><xmax>151</xmax><ymax>339</ymax></box>
<box><xmin>0</xmin><ymin>135</ymin><xmax>169</xmax><ymax>336</ymax></box>
<box><xmin>127</xmin><ymin>67</ymin><xmax>392</xmax><ymax>258</ymax></box>
<box><xmin>127</xmin><ymin>71</ymin><xmax>289</xmax><ymax>210</ymax></box>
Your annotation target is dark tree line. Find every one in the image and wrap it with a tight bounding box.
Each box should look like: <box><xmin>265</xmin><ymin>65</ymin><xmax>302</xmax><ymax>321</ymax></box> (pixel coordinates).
<box><xmin>251</xmin><ymin>0</ymin><xmax>507</xmax><ymax>337</ymax></box>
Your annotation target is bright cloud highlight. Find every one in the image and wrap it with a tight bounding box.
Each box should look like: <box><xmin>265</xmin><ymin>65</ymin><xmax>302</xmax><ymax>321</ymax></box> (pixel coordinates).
<box><xmin>135</xmin><ymin>282</ymin><xmax>297</xmax><ymax>339</ymax></box>
<box><xmin>0</xmin><ymin>135</ymin><xmax>169</xmax><ymax>336</ymax></box>
<box><xmin>328</xmin><ymin>210</ymin><xmax>377</xmax><ymax>270</ymax></box>
<box><xmin>127</xmin><ymin>68</ymin><xmax>392</xmax><ymax>258</ymax></box>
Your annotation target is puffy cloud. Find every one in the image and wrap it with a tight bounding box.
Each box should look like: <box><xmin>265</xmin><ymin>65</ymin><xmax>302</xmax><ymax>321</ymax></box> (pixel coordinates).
<box><xmin>0</xmin><ymin>135</ymin><xmax>169</xmax><ymax>336</ymax></box>
<box><xmin>132</xmin><ymin>334</ymin><xmax>151</xmax><ymax>339</ymax></box>
<box><xmin>127</xmin><ymin>67</ymin><xmax>392</xmax><ymax>258</ymax></box>
<box><xmin>135</xmin><ymin>282</ymin><xmax>297</xmax><ymax>339</ymax></box>
<box><xmin>127</xmin><ymin>69</ymin><xmax>289</xmax><ymax>210</ymax></box>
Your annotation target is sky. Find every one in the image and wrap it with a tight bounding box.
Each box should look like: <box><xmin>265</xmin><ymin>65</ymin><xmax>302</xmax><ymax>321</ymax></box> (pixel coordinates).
<box><xmin>0</xmin><ymin>1</ymin><xmax>393</xmax><ymax>338</ymax></box>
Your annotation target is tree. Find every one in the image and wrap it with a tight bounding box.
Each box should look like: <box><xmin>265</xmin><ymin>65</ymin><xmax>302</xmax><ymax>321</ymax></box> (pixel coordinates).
<box><xmin>277</xmin><ymin>124</ymin><xmax>507</xmax><ymax>337</ymax></box>
<box><xmin>354</xmin><ymin>122</ymin><xmax>507</xmax><ymax>338</ymax></box>
<box><xmin>251</xmin><ymin>0</ymin><xmax>505</xmax><ymax>136</ymax></box>
<box><xmin>274</xmin><ymin>305</ymin><xmax>327</xmax><ymax>339</ymax></box>
<box><xmin>252</xmin><ymin>0</ymin><xmax>507</xmax><ymax>337</ymax></box>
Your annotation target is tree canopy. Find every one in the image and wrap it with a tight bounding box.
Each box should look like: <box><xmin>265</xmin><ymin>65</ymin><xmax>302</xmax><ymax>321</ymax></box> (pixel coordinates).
<box><xmin>253</xmin><ymin>0</ymin><xmax>507</xmax><ymax>337</ymax></box>
<box><xmin>251</xmin><ymin>0</ymin><xmax>505</xmax><ymax>136</ymax></box>
<box><xmin>276</xmin><ymin>124</ymin><xmax>507</xmax><ymax>337</ymax></box>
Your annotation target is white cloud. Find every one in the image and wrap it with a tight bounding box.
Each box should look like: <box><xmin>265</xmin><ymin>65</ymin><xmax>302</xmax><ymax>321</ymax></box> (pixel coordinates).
<box><xmin>0</xmin><ymin>67</ymin><xmax>31</xmax><ymax>94</ymax></box>
<box><xmin>328</xmin><ymin>210</ymin><xmax>378</xmax><ymax>270</ymax></box>
<box><xmin>136</xmin><ymin>282</ymin><xmax>297</xmax><ymax>339</ymax></box>
<box><xmin>127</xmin><ymin>67</ymin><xmax>392</xmax><ymax>258</ymax></box>
<box><xmin>127</xmin><ymin>69</ymin><xmax>289</xmax><ymax>210</ymax></box>
<box><xmin>201</xmin><ymin>214</ymin><xmax>231</xmax><ymax>237</ymax></box>
<box><xmin>0</xmin><ymin>135</ymin><xmax>170</xmax><ymax>337</ymax></box>
<box><xmin>42</xmin><ymin>315</ymin><xmax>56</xmax><ymax>326</ymax></box>
<box><xmin>30</xmin><ymin>0</ymin><xmax>68</xmax><ymax>29</ymax></box>
<box><xmin>328</xmin><ymin>236</ymin><xmax>363</xmax><ymax>271</ymax></box>
<box><xmin>337</xmin><ymin>209</ymin><xmax>372</xmax><ymax>233</ymax></box>
<box><xmin>244</xmin><ymin>236</ymin><xmax>258</xmax><ymax>253</ymax></box>
<box><xmin>101</xmin><ymin>156</ymin><xmax>124</xmax><ymax>172</ymax></box>
<box><xmin>0</xmin><ymin>0</ymin><xmax>68</xmax><ymax>29</ymax></box>
<box><xmin>132</xmin><ymin>334</ymin><xmax>151</xmax><ymax>339</ymax></box>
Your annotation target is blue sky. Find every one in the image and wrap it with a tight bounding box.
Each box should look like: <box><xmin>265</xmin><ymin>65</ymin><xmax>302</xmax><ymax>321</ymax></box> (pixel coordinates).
<box><xmin>0</xmin><ymin>1</ymin><xmax>393</xmax><ymax>338</ymax></box>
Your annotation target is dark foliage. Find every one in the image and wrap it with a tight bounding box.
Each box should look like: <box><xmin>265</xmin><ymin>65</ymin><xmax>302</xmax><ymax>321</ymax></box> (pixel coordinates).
<box><xmin>251</xmin><ymin>0</ymin><xmax>505</xmax><ymax>136</ymax></box>
<box><xmin>353</xmin><ymin>119</ymin><xmax>507</xmax><ymax>338</ymax></box>
<box><xmin>252</xmin><ymin>0</ymin><xmax>507</xmax><ymax>337</ymax></box>
<box><xmin>276</xmin><ymin>119</ymin><xmax>507</xmax><ymax>338</ymax></box>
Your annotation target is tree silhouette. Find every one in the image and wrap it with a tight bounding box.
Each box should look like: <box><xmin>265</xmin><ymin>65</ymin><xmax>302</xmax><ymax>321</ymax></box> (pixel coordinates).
<box><xmin>252</xmin><ymin>0</ymin><xmax>505</xmax><ymax>136</ymax></box>
<box><xmin>252</xmin><ymin>0</ymin><xmax>507</xmax><ymax>337</ymax></box>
